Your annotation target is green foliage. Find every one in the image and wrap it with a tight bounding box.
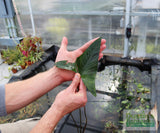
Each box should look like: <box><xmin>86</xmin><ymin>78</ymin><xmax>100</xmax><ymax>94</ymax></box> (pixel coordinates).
<box><xmin>76</xmin><ymin>37</ymin><xmax>101</xmax><ymax>96</ymax></box>
<box><xmin>100</xmin><ymin>67</ymin><xmax>151</xmax><ymax>131</ymax></box>
<box><xmin>1</xmin><ymin>48</ymin><xmax>22</xmax><ymax>65</ymax></box>
<box><xmin>1</xmin><ymin>36</ymin><xmax>44</xmax><ymax>72</ymax></box>
<box><xmin>17</xmin><ymin>36</ymin><xmax>43</xmax><ymax>54</ymax></box>
<box><xmin>55</xmin><ymin>38</ymin><xmax>101</xmax><ymax>96</ymax></box>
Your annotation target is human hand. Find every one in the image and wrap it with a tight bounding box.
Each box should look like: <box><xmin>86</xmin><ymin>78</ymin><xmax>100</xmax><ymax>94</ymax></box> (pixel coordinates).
<box><xmin>55</xmin><ymin>37</ymin><xmax>106</xmax><ymax>82</ymax></box>
<box><xmin>51</xmin><ymin>73</ymin><xmax>87</xmax><ymax>116</ymax></box>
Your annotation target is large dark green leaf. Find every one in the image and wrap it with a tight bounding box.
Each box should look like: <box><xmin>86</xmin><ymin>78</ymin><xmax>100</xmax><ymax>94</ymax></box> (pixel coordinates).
<box><xmin>75</xmin><ymin>38</ymin><xmax>101</xmax><ymax>96</ymax></box>
<box><xmin>55</xmin><ymin>37</ymin><xmax>101</xmax><ymax>96</ymax></box>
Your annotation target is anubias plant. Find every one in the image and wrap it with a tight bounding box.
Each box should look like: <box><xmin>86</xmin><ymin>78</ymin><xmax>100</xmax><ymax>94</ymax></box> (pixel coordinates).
<box><xmin>55</xmin><ymin>37</ymin><xmax>101</xmax><ymax>97</ymax></box>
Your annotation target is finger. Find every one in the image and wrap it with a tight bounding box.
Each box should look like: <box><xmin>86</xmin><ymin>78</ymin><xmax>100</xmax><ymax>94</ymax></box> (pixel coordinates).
<box><xmin>79</xmin><ymin>79</ymin><xmax>86</xmax><ymax>93</ymax></box>
<box><xmin>98</xmin><ymin>53</ymin><xmax>103</xmax><ymax>60</ymax></box>
<box><xmin>79</xmin><ymin>79</ymin><xmax>87</xmax><ymax>103</ymax></box>
<box><xmin>101</xmin><ymin>39</ymin><xmax>106</xmax><ymax>45</ymax></box>
<box><xmin>74</xmin><ymin>38</ymin><xmax>106</xmax><ymax>57</ymax></box>
<box><xmin>73</xmin><ymin>37</ymin><xmax>99</xmax><ymax>57</ymax></box>
<box><xmin>78</xmin><ymin>37</ymin><xmax>99</xmax><ymax>53</ymax></box>
<box><xmin>60</xmin><ymin>36</ymin><xmax>68</xmax><ymax>50</ymax></box>
<box><xmin>73</xmin><ymin>49</ymin><xmax>83</xmax><ymax>58</ymax></box>
<box><xmin>68</xmin><ymin>73</ymin><xmax>80</xmax><ymax>92</ymax></box>
<box><xmin>100</xmin><ymin>44</ymin><xmax>106</xmax><ymax>53</ymax></box>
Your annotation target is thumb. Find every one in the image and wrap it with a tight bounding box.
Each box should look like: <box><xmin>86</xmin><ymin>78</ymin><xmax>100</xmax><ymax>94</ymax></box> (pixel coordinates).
<box><xmin>68</xmin><ymin>73</ymin><xmax>80</xmax><ymax>92</ymax></box>
<box><xmin>60</xmin><ymin>36</ymin><xmax>68</xmax><ymax>50</ymax></box>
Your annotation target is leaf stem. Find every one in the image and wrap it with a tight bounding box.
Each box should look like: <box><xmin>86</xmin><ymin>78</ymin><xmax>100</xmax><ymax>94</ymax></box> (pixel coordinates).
<box><xmin>70</xmin><ymin>113</ymin><xmax>79</xmax><ymax>133</ymax></box>
<box><xmin>82</xmin><ymin>106</ymin><xmax>87</xmax><ymax>133</ymax></box>
<box><xmin>79</xmin><ymin>108</ymin><xmax>82</xmax><ymax>133</ymax></box>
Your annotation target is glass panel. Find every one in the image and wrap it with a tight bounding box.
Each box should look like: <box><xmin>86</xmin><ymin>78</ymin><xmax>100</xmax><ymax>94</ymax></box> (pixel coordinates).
<box><xmin>130</xmin><ymin>0</ymin><xmax>160</xmax><ymax>58</ymax></box>
<box><xmin>0</xmin><ymin>18</ymin><xmax>8</xmax><ymax>37</ymax></box>
<box><xmin>133</xmin><ymin>0</ymin><xmax>160</xmax><ymax>10</ymax></box>
<box><xmin>19</xmin><ymin>0</ymin><xmax>126</xmax><ymax>12</ymax></box>
<box><xmin>12</xmin><ymin>0</ymin><xmax>125</xmax><ymax>53</ymax></box>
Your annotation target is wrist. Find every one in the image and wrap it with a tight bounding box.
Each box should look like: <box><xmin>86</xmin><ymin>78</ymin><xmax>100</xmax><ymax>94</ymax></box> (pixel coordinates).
<box><xmin>30</xmin><ymin>106</ymin><xmax>63</xmax><ymax>133</ymax></box>
<box><xmin>48</xmin><ymin>66</ymin><xmax>64</xmax><ymax>85</ymax></box>
<box><xmin>49</xmin><ymin>105</ymin><xmax>64</xmax><ymax>119</ymax></box>
<box><xmin>43</xmin><ymin>105</ymin><xmax>63</xmax><ymax>130</ymax></box>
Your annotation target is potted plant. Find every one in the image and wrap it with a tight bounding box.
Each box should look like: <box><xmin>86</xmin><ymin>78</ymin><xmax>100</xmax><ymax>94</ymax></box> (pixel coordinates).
<box><xmin>17</xmin><ymin>58</ymin><xmax>26</xmax><ymax>69</ymax></box>
<box><xmin>17</xmin><ymin>36</ymin><xmax>43</xmax><ymax>57</ymax></box>
<box><xmin>11</xmin><ymin>67</ymin><xmax>18</xmax><ymax>73</ymax></box>
<box><xmin>1</xmin><ymin>36</ymin><xmax>44</xmax><ymax>72</ymax></box>
<box><xmin>9</xmin><ymin>65</ymin><xmax>19</xmax><ymax>74</ymax></box>
<box><xmin>17</xmin><ymin>36</ymin><xmax>43</xmax><ymax>67</ymax></box>
<box><xmin>1</xmin><ymin>48</ymin><xmax>22</xmax><ymax>65</ymax></box>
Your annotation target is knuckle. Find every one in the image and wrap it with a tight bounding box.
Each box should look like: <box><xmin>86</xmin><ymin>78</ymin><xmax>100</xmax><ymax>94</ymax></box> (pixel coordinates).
<box><xmin>84</xmin><ymin>97</ymin><xmax>88</xmax><ymax>103</ymax></box>
<box><xmin>80</xmin><ymin>97</ymin><xmax>87</xmax><ymax>105</ymax></box>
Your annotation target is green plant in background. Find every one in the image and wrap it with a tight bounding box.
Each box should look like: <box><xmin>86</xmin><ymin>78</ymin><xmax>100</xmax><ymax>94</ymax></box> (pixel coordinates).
<box><xmin>116</xmin><ymin>68</ymin><xmax>150</xmax><ymax>111</ymax></box>
<box><xmin>17</xmin><ymin>36</ymin><xmax>43</xmax><ymax>56</ymax></box>
<box><xmin>1</xmin><ymin>48</ymin><xmax>22</xmax><ymax>65</ymax></box>
<box><xmin>99</xmin><ymin>67</ymin><xmax>151</xmax><ymax>131</ymax></box>
<box><xmin>17</xmin><ymin>57</ymin><xmax>27</xmax><ymax>69</ymax></box>
<box><xmin>1</xmin><ymin>36</ymin><xmax>44</xmax><ymax>73</ymax></box>
<box><xmin>17</xmin><ymin>36</ymin><xmax>43</xmax><ymax>63</ymax></box>
<box><xmin>105</xmin><ymin>121</ymin><xmax>118</xmax><ymax>132</ymax></box>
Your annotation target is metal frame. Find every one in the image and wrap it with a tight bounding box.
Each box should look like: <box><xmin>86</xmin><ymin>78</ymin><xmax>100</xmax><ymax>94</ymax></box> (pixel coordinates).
<box><xmin>1</xmin><ymin>0</ymin><xmax>160</xmax><ymax>47</ymax></box>
<box><xmin>20</xmin><ymin>10</ymin><xmax>160</xmax><ymax>17</ymax></box>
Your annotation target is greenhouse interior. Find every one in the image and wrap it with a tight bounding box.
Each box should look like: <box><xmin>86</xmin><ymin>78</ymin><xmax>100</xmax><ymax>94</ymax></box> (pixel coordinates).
<box><xmin>0</xmin><ymin>0</ymin><xmax>160</xmax><ymax>133</ymax></box>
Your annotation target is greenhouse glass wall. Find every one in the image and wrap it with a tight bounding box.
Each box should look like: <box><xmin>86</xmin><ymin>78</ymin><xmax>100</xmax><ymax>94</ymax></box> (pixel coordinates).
<box><xmin>0</xmin><ymin>0</ymin><xmax>160</xmax><ymax>132</ymax></box>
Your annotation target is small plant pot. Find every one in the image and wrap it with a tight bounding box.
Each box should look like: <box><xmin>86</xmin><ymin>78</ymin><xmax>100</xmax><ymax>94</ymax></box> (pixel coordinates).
<box><xmin>11</xmin><ymin>68</ymin><xmax>18</xmax><ymax>73</ymax></box>
<box><xmin>21</xmin><ymin>65</ymin><xmax>26</xmax><ymax>69</ymax></box>
<box><xmin>26</xmin><ymin>61</ymin><xmax>33</xmax><ymax>66</ymax></box>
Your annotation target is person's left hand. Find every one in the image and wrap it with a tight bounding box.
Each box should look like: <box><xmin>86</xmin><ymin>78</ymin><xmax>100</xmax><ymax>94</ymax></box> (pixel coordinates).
<box><xmin>54</xmin><ymin>37</ymin><xmax>106</xmax><ymax>82</ymax></box>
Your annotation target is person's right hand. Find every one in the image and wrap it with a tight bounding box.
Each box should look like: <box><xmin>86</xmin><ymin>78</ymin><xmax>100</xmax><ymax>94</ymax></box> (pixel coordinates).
<box><xmin>51</xmin><ymin>73</ymin><xmax>87</xmax><ymax>117</ymax></box>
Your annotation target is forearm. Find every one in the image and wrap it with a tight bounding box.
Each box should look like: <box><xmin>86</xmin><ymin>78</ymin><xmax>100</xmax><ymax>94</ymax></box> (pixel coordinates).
<box><xmin>5</xmin><ymin>66</ymin><xmax>63</xmax><ymax>114</ymax></box>
<box><xmin>30</xmin><ymin>104</ymin><xmax>63</xmax><ymax>133</ymax></box>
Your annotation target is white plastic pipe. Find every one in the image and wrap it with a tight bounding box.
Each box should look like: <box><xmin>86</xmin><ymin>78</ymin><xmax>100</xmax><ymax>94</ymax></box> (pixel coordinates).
<box><xmin>88</xmin><ymin>17</ymin><xmax>92</xmax><ymax>40</ymax></box>
<box><xmin>6</xmin><ymin>18</ymin><xmax>13</xmax><ymax>37</ymax></box>
<box><xmin>28</xmin><ymin>0</ymin><xmax>36</xmax><ymax>36</ymax></box>
<box><xmin>10</xmin><ymin>18</ymin><xmax>18</xmax><ymax>37</ymax></box>
<box><xmin>123</xmin><ymin>0</ymin><xmax>132</xmax><ymax>57</ymax></box>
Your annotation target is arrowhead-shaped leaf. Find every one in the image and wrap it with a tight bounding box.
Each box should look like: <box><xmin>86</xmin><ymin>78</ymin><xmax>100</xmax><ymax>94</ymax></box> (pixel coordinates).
<box><xmin>75</xmin><ymin>38</ymin><xmax>101</xmax><ymax>96</ymax></box>
<box><xmin>55</xmin><ymin>37</ymin><xmax>101</xmax><ymax>96</ymax></box>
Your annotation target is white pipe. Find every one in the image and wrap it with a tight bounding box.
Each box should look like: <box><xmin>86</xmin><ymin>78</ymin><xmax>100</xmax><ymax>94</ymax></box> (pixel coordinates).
<box><xmin>28</xmin><ymin>0</ymin><xmax>36</xmax><ymax>36</ymax></box>
<box><xmin>88</xmin><ymin>17</ymin><xmax>92</xmax><ymax>40</ymax></box>
<box><xmin>123</xmin><ymin>0</ymin><xmax>132</xmax><ymax>57</ymax></box>
<box><xmin>6</xmin><ymin>18</ymin><xmax>13</xmax><ymax>37</ymax></box>
<box><xmin>20</xmin><ymin>11</ymin><xmax>160</xmax><ymax>17</ymax></box>
<box><xmin>10</xmin><ymin>18</ymin><xmax>17</xmax><ymax>37</ymax></box>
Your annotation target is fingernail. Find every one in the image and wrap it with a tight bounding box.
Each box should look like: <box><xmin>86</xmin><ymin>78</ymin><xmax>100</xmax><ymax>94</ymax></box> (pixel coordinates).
<box><xmin>62</xmin><ymin>36</ymin><xmax>68</xmax><ymax>44</ymax></box>
<box><xmin>75</xmin><ymin>73</ymin><xmax>80</xmax><ymax>79</ymax></box>
<box><xmin>101</xmin><ymin>39</ymin><xmax>106</xmax><ymax>44</ymax></box>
